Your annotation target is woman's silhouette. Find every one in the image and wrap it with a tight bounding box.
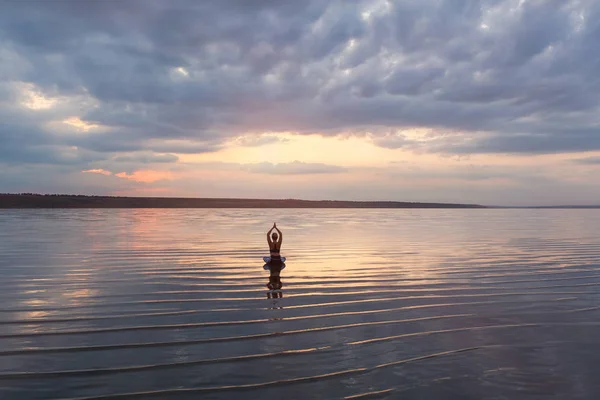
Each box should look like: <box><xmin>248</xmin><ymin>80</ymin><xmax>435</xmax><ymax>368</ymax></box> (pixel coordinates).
<box><xmin>265</xmin><ymin>223</ymin><xmax>284</xmax><ymax>300</ymax></box>
<box><xmin>266</xmin><ymin>222</ymin><xmax>283</xmax><ymax>263</ymax></box>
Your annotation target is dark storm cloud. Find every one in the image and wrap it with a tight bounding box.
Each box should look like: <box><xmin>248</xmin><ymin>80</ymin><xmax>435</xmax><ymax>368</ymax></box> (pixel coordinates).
<box><xmin>2</xmin><ymin>0</ymin><xmax>600</xmax><ymax>174</ymax></box>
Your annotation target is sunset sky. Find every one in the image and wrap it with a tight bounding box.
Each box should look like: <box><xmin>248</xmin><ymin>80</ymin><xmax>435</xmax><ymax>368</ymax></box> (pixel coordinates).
<box><xmin>2</xmin><ymin>0</ymin><xmax>600</xmax><ymax>206</ymax></box>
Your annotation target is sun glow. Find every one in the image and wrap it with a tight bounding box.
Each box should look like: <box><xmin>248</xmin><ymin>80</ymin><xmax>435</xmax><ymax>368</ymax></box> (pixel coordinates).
<box><xmin>63</xmin><ymin>116</ymin><xmax>100</xmax><ymax>131</ymax></box>
<box><xmin>180</xmin><ymin>133</ymin><xmax>413</xmax><ymax>167</ymax></box>
<box><xmin>18</xmin><ymin>82</ymin><xmax>58</xmax><ymax>110</ymax></box>
<box><xmin>115</xmin><ymin>170</ymin><xmax>174</xmax><ymax>183</ymax></box>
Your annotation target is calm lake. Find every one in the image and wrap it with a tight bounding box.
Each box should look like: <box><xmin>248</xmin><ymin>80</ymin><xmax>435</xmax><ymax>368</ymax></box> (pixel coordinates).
<box><xmin>1</xmin><ymin>209</ymin><xmax>600</xmax><ymax>399</ymax></box>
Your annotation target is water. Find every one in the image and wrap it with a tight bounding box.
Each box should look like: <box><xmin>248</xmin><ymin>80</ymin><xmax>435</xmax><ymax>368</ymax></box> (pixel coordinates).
<box><xmin>1</xmin><ymin>209</ymin><xmax>600</xmax><ymax>399</ymax></box>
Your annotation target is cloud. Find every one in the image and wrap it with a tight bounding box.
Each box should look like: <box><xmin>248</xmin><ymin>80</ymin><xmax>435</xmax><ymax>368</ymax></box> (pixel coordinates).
<box><xmin>232</xmin><ymin>135</ymin><xmax>290</xmax><ymax>147</ymax></box>
<box><xmin>2</xmin><ymin>0</ymin><xmax>600</xmax><ymax>160</ymax></box>
<box><xmin>243</xmin><ymin>161</ymin><xmax>347</xmax><ymax>175</ymax></box>
<box><xmin>84</xmin><ymin>166</ymin><xmax>176</xmax><ymax>183</ymax></box>
<box><xmin>370</xmin><ymin>132</ymin><xmax>414</xmax><ymax>150</ymax></box>
<box><xmin>112</xmin><ymin>152</ymin><xmax>179</xmax><ymax>164</ymax></box>
<box><xmin>82</xmin><ymin>168</ymin><xmax>112</xmax><ymax>176</ymax></box>
<box><xmin>2</xmin><ymin>0</ymin><xmax>600</xmax><ymax>204</ymax></box>
<box><xmin>167</xmin><ymin>160</ymin><xmax>347</xmax><ymax>175</ymax></box>
<box><xmin>571</xmin><ymin>156</ymin><xmax>600</xmax><ymax>165</ymax></box>
<box><xmin>82</xmin><ymin>166</ymin><xmax>175</xmax><ymax>183</ymax></box>
<box><xmin>114</xmin><ymin>170</ymin><xmax>174</xmax><ymax>183</ymax></box>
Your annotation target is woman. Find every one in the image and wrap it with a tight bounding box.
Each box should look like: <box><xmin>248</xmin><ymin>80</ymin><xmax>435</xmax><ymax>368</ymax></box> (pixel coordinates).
<box><xmin>265</xmin><ymin>223</ymin><xmax>284</xmax><ymax>298</ymax></box>
<box><xmin>266</xmin><ymin>222</ymin><xmax>283</xmax><ymax>263</ymax></box>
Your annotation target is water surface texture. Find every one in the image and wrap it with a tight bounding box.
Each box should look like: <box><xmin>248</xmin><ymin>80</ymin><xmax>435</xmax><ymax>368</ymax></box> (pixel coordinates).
<box><xmin>1</xmin><ymin>209</ymin><xmax>600</xmax><ymax>399</ymax></box>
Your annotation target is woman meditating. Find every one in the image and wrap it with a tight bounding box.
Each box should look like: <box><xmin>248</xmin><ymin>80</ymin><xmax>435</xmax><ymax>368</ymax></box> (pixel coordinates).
<box><xmin>266</xmin><ymin>222</ymin><xmax>283</xmax><ymax>263</ymax></box>
<box><xmin>265</xmin><ymin>223</ymin><xmax>285</xmax><ymax>296</ymax></box>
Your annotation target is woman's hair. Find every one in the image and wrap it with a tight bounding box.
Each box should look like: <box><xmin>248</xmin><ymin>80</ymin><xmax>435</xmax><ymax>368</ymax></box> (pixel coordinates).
<box><xmin>271</xmin><ymin>232</ymin><xmax>279</xmax><ymax>241</ymax></box>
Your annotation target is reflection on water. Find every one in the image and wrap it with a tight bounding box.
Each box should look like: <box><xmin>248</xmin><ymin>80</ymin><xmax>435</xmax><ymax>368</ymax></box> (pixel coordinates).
<box><xmin>0</xmin><ymin>209</ymin><xmax>600</xmax><ymax>399</ymax></box>
<box><xmin>266</xmin><ymin>264</ymin><xmax>284</xmax><ymax>306</ymax></box>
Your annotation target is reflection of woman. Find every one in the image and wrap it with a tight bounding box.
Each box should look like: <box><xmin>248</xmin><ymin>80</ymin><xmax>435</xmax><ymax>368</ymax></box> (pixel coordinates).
<box><xmin>267</xmin><ymin>266</ymin><xmax>283</xmax><ymax>289</ymax></box>
<box><xmin>267</xmin><ymin>266</ymin><xmax>283</xmax><ymax>299</ymax></box>
<box><xmin>267</xmin><ymin>222</ymin><xmax>283</xmax><ymax>262</ymax></box>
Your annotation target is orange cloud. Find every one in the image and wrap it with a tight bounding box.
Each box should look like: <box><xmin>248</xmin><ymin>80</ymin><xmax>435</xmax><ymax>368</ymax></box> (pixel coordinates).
<box><xmin>82</xmin><ymin>169</ymin><xmax>112</xmax><ymax>176</ymax></box>
<box><xmin>114</xmin><ymin>170</ymin><xmax>173</xmax><ymax>183</ymax></box>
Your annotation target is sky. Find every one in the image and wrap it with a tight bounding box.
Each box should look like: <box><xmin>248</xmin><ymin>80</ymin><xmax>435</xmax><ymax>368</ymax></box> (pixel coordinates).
<box><xmin>2</xmin><ymin>0</ymin><xmax>600</xmax><ymax>206</ymax></box>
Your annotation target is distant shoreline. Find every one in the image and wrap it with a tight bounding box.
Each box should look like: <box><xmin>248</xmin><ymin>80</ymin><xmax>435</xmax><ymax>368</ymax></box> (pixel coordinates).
<box><xmin>0</xmin><ymin>194</ymin><xmax>486</xmax><ymax>209</ymax></box>
<box><xmin>2</xmin><ymin>194</ymin><xmax>599</xmax><ymax>209</ymax></box>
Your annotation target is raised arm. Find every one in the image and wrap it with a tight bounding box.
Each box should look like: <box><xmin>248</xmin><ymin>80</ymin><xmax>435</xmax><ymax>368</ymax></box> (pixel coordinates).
<box><xmin>267</xmin><ymin>224</ymin><xmax>276</xmax><ymax>245</ymax></box>
<box><xmin>274</xmin><ymin>226</ymin><xmax>282</xmax><ymax>244</ymax></box>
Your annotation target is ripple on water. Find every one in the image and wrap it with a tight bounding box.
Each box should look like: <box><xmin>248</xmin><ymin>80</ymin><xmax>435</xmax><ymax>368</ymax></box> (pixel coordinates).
<box><xmin>1</xmin><ymin>209</ymin><xmax>600</xmax><ymax>399</ymax></box>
